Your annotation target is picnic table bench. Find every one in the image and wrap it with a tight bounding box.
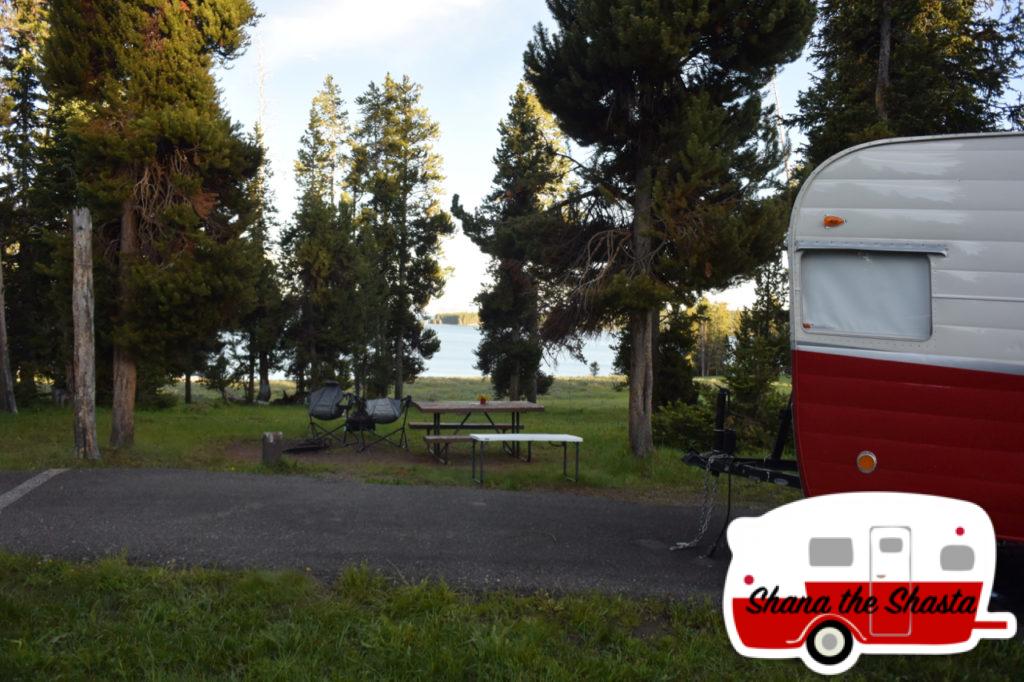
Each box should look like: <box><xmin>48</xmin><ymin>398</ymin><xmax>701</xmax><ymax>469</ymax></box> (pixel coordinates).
<box><xmin>412</xmin><ymin>400</ymin><xmax>545</xmax><ymax>463</ymax></box>
<box><xmin>471</xmin><ymin>433</ymin><xmax>583</xmax><ymax>485</ymax></box>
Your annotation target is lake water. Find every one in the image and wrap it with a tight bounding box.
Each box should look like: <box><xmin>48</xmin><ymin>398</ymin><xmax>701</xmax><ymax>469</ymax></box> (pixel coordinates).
<box><xmin>423</xmin><ymin>323</ymin><xmax>618</xmax><ymax>377</ymax></box>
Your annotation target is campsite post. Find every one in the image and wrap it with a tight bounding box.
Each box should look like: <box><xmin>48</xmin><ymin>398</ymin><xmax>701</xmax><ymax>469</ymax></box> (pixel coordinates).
<box><xmin>262</xmin><ymin>432</ymin><xmax>283</xmax><ymax>466</ymax></box>
<box><xmin>72</xmin><ymin>207</ymin><xmax>101</xmax><ymax>460</ymax></box>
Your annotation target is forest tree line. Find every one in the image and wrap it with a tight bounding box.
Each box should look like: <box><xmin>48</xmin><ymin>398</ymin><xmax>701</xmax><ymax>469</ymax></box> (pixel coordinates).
<box><xmin>0</xmin><ymin>1</ymin><xmax>455</xmax><ymax>450</ymax></box>
<box><xmin>0</xmin><ymin>1</ymin><xmax>1022</xmax><ymax>460</ymax></box>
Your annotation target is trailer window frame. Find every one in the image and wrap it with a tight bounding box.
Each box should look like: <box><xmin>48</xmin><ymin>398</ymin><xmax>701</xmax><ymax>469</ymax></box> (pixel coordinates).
<box><xmin>798</xmin><ymin>249</ymin><xmax>934</xmax><ymax>343</ymax></box>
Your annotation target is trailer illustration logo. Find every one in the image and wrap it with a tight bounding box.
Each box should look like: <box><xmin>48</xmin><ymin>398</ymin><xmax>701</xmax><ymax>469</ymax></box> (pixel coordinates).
<box><xmin>724</xmin><ymin>493</ymin><xmax>1016</xmax><ymax>675</ymax></box>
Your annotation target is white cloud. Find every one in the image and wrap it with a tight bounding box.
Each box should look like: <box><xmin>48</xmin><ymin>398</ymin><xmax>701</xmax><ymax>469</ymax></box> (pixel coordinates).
<box><xmin>262</xmin><ymin>0</ymin><xmax>494</xmax><ymax>65</ymax></box>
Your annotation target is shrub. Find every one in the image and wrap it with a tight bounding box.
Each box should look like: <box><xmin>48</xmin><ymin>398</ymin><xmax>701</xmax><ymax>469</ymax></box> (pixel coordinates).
<box><xmin>138</xmin><ymin>390</ymin><xmax>178</xmax><ymax>411</ymax></box>
<box><xmin>731</xmin><ymin>386</ymin><xmax>790</xmax><ymax>455</ymax></box>
<box><xmin>536</xmin><ymin>371</ymin><xmax>554</xmax><ymax>396</ymax></box>
<box><xmin>653</xmin><ymin>396</ymin><xmax>715</xmax><ymax>452</ymax></box>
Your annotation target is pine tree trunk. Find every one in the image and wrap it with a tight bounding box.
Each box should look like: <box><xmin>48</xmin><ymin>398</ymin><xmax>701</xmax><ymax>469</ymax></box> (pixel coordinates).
<box><xmin>700</xmin><ymin>321</ymin><xmax>708</xmax><ymax>377</ymax></box>
<box><xmin>875</xmin><ymin>0</ymin><xmax>893</xmax><ymax>123</ymax></box>
<box><xmin>304</xmin><ymin>329</ymin><xmax>316</xmax><ymax>393</ymax></box>
<box><xmin>246</xmin><ymin>346</ymin><xmax>256</xmax><ymax>404</ymax></box>
<box><xmin>17</xmin><ymin>364</ymin><xmax>37</xmax><ymax>400</ymax></box>
<box><xmin>257</xmin><ymin>352</ymin><xmax>271</xmax><ymax>402</ymax></box>
<box><xmin>628</xmin><ymin>309</ymin><xmax>656</xmax><ymax>457</ymax></box>
<box><xmin>510</xmin><ymin>359</ymin><xmax>522</xmax><ymax>401</ymax></box>
<box><xmin>354</xmin><ymin>354</ymin><xmax>365</xmax><ymax>399</ymax></box>
<box><xmin>526</xmin><ymin>314</ymin><xmax>540</xmax><ymax>403</ymax></box>
<box><xmin>628</xmin><ymin>154</ymin><xmax>656</xmax><ymax>459</ymax></box>
<box><xmin>650</xmin><ymin>312</ymin><xmax>661</xmax><ymax>408</ymax></box>
<box><xmin>394</xmin><ymin>200</ymin><xmax>408</xmax><ymax>400</ymax></box>
<box><xmin>394</xmin><ymin>266</ymin><xmax>406</xmax><ymax>400</ymax></box>
<box><xmin>110</xmin><ymin>199</ymin><xmax>138</xmax><ymax>449</ymax></box>
<box><xmin>0</xmin><ymin>245</ymin><xmax>17</xmax><ymax>414</ymax></box>
<box><xmin>394</xmin><ymin>334</ymin><xmax>405</xmax><ymax>399</ymax></box>
<box><xmin>110</xmin><ymin>351</ymin><xmax>137</xmax><ymax>447</ymax></box>
<box><xmin>71</xmin><ymin>208</ymin><xmax>100</xmax><ymax>460</ymax></box>
<box><xmin>300</xmin><ymin>295</ymin><xmax>315</xmax><ymax>395</ymax></box>
<box><xmin>185</xmin><ymin>372</ymin><xmax>192</xmax><ymax>404</ymax></box>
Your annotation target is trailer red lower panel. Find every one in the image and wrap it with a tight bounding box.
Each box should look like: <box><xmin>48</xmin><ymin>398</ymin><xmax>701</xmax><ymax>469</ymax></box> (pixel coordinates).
<box><xmin>792</xmin><ymin>350</ymin><xmax>1024</xmax><ymax>542</ymax></box>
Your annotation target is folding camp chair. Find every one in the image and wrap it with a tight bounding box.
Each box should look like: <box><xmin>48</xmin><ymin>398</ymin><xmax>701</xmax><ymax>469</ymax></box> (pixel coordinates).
<box><xmin>345</xmin><ymin>396</ymin><xmax>412</xmax><ymax>451</ymax></box>
<box><xmin>307</xmin><ymin>382</ymin><xmax>355</xmax><ymax>447</ymax></box>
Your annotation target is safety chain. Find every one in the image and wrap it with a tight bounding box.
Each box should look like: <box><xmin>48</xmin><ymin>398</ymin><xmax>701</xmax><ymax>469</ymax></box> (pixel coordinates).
<box><xmin>670</xmin><ymin>453</ymin><xmax>730</xmax><ymax>551</ymax></box>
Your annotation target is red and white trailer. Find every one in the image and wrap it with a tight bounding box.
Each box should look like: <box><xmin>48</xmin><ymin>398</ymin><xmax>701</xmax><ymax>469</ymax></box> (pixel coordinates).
<box><xmin>788</xmin><ymin>133</ymin><xmax>1024</xmax><ymax>543</ymax></box>
<box><xmin>686</xmin><ymin>133</ymin><xmax>1024</xmax><ymax>546</ymax></box>
<box><xmin>725</xmin><ymin>492</ymin><xmax>1016</xmax><ymax>674</ymax></box>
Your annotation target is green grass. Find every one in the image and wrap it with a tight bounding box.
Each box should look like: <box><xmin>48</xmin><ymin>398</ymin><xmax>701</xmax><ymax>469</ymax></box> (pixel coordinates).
<box><xmin>0</xmin><ymin>377</ymin><xmax>797</xmax><ymax>504</ymax></box>
<box><xmin>0</xmin><ymin>554</ymin><xmax>1017</xmax><ymax>680</ymax></box>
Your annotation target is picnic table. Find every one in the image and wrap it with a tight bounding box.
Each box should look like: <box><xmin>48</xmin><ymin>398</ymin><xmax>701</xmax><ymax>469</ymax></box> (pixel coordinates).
<box><xmin>411</xmin><ymin>400</ymin><xmax>545</xmax><ymax>462</ymax></box>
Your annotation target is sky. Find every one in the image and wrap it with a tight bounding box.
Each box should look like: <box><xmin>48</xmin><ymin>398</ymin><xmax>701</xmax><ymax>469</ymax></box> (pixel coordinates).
<box><xmin>216</xmin><ymin>0</ymin><xmax>817</xmax><ymax>313</ymax></box>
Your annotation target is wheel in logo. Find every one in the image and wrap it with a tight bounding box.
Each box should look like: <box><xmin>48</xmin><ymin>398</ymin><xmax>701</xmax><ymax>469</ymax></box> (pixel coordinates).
<box><xmin>807</xmin><ymin>621</ymin><xmax>853</xmax><ymax>666</ymax></box>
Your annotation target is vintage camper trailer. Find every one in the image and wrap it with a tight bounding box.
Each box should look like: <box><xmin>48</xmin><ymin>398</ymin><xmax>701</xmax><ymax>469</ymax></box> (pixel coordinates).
<box><xmin>788</xmin><ymin>133</ymin><xmax>1024</xmax><ymax>543</ymax></box>
<box><xmin>725</xmin><ymin>493</ymin><xmax>1016</xmax><ymax>674</ymax></box>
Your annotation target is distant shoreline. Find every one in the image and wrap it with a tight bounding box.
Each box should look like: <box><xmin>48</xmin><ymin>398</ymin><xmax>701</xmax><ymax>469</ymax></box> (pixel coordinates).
<box><xmin>429</xmin><ymin>313</ymin><xmax>480</xmax><ymax>327</ymax></box>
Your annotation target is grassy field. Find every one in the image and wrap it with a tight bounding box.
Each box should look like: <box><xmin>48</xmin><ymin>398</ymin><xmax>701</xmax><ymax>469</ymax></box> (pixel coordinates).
<box><xmin>0</xmin><ymin>377</ymin><xmax>796</xmax><ymax>504</ymax></box>
<box><xmin>0</xmin><ymin>553</ymin><xmax>1017</xmax><ymax>681</ymax></box>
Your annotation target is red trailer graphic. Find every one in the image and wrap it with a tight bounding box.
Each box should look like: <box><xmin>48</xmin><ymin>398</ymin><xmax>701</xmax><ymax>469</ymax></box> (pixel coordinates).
<box><xmin>725</xmin><ymin>493</ymin><xmax>1017</xmax><ymax>674</ymax></box>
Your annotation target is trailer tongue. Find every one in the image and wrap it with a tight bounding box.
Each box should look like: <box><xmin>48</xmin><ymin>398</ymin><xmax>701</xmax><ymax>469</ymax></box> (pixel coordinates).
<box><xmin>676</xmin><ymin>387</ymin><xmax>800</xmax><ymax>554</ymax></box>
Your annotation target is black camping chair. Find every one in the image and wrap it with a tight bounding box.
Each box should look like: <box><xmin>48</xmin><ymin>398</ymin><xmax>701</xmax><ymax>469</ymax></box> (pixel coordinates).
<box><xmin>345</xmin><ymin>396</ymin><xmax>412</xmax><ymax>451</ymax></box>
<box><xmin>307</xmin><ymin>382</ymin><xmax>355</xmax><ymax>446</ymax></box>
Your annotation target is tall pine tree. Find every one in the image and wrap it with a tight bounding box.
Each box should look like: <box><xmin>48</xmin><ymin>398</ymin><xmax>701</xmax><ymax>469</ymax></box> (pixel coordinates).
<box><xmin>453</xmin><ymin>83</ymin><xmax>569</xmax><ymax>401</ymax></box>
<box><xmin>0</xmin><ymin>0</ymin><xmax>47</xmax><ymax>409</ymax></box>
<box><xmin>44</xmin><ymin>0</ymin><xmax>261</xmax><ymax>447</ymax></box>
<box><xmin>280</xmin><ymin>76</ymin><xmax>360</xmax><ymax>393</ymax></box>
<box><xmin>238</xmin><ymin>122</ymin><xmax>284</xmax><ymax>403</ymax></box>
<box><xmin>349</xmin><ymin>74</ymin><xmax>453</xmax><ymax>398</ymax></box>
<box><xmin>795</xmin><ymin>1</ymin><xmax>1024</xmax><ymax>168</ymax></box>
<box><xmin>525</xmin><ymin>0</ymin><xmax>814</xmax><ymax>457</ymax></box>
<box><xmin>725</xmin><ymin>256</ymin><xmax>790</xmax><ymax>442</ymax></box>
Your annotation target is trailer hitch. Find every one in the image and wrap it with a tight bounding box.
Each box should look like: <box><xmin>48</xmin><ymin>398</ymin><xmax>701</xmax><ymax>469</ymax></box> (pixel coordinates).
<box><xmin>676</xmin><ymin>389</ymin><xmax>802</xmax><ymax>556</ymax></box>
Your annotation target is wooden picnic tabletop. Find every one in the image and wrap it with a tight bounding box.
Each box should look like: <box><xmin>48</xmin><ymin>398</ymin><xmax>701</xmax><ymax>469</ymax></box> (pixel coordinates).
<box><xmin>412</xmin><ymin>400</ymin><xmax>545</xmax><ymax>414</ymax></box>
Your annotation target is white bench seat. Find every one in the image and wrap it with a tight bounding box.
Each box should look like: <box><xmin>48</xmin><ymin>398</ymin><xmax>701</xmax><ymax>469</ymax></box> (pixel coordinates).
<box><xmin>469</xmin><ymin>433</ymin><xmax>582</xmax><ymax>484</ymax></box>
<box><xmin>469</xmin><ymin>434</ymin><xmax>582</xmax><ymax>443</ymax></box>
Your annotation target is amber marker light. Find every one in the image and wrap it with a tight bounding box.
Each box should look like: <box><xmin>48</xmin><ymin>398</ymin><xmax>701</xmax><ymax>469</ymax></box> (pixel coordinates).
<box><xmin>823</xmin><ymin>215</ymin><xmax>846</xmax><ymax>228</ymax></box>
<box><xmin>857</xmin><ymin>451</ymin><xmax>878</xmax><ymax>474</ymax></box>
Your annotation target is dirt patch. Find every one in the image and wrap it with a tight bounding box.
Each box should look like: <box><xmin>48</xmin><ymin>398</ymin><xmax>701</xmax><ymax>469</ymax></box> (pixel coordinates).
<box><xmin>220</xmin><ymin>438</ymin><xmax>525</xmax><ymax>472</ymax></box>
<box><xmin>219</xmin><ymin>439</ymin><xmax>778</xmax><ymax>510</ymax></box>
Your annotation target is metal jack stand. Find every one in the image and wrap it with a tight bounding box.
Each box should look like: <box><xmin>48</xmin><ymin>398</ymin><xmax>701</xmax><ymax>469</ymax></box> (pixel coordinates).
<box><xmin>705</xmin><ymin>468</ymin><xmax>733</xmax><ymax>558</ymax></box>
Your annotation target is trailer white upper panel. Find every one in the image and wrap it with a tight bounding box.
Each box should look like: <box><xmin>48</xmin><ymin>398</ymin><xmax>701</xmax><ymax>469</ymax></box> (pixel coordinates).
<box><xmin>789</xmin><ymin>133</ymin><xmax>1024</xmax><ymax>376</ymax></box>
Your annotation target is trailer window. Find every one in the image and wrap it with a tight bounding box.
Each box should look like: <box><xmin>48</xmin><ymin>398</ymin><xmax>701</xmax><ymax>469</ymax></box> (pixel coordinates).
<box><xmin>941</xmin><ymin>545</ymin><xmax>975</xmax><ymax>571</ymax></box>
<box><xmin>879</xmin><ymin>537</ymin><xmax>904</xmax><ymax>553</ymax></box>
<box><xmin>809</xmin><ymin>538</ymin><xmax>854</xmax><ymax>567</ymax></box>
<box><xmin>801</xmin><ymin>251</ymin><xmax>931</xmax><ymax>341</ymax></box>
